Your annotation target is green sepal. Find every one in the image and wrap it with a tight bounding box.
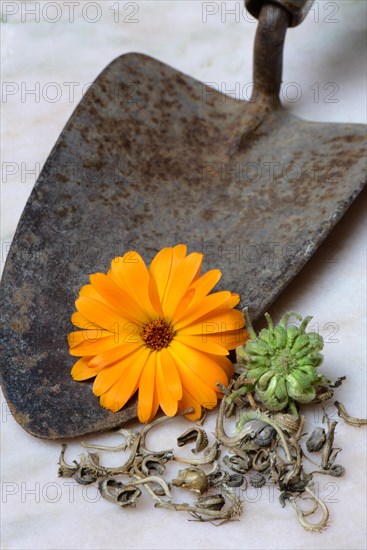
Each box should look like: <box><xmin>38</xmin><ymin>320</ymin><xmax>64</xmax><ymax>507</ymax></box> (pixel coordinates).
<box><xmin>278</xmin><ymin>312</ymin><xmax>302</xmax><ymax>328</ymax></box>
<box><xmin>257</xmin><ymin>369</ymin><xmax>276</xmax><ymax>391</ymax></box>
<box><xmin>273</xmin><ymin>325</ymin><xmax>287</xmax><ymax>349</ymax></box>
<box><xmin>290</xmin><ymin>367</ymin><xmax>317</xmax><ymax>389</ymax></box>
<box><xmin>236</xmin><ymin>348</ymin><xmax>249</xmax><ymax>366</ymax></box>
<box><xmin>246</xmin><ymin>366</ymin><xmax>269</xmax><ymax>380</ymax></box>
<box><xmin>258</xmin><ymin>328</ymin><xmax>276</xmax><ymax>349</ymax></box>
<box><xmin>297</xmin><ymin>352</ymin><xmax>324</xmax><ymax>367</ymax></box>
<box><xmin>291</xmin><ymin>333</ymin><xmax>311</xmax><ymax>353</ymax></box>
<box><xmin>307</xmin><ymin>332</ymin><xmax>324</xmax><ymax>350</ymax></box>
<box><xmin>285</xmin><ymin>373</ymin><xmax>305</xmax><ymax>400</ymax></box>
<box><xmin>256</xmin><ymin>375</ymin><xmax>288</xmax><ymax>411</ymax></box>
<box><xmin>275</xmin><ymin>375</ymin><xmax>288</xmax><ymax>401</ymax></box>
<box><xmin>245</xmin><ymin>340</ymin><xmax>270</xmax><ymax>356</ymax></box>
<box><xmin>286</xmin><ymin>326</ymin><xmax>299</xmax><ymax>349</ymax></box>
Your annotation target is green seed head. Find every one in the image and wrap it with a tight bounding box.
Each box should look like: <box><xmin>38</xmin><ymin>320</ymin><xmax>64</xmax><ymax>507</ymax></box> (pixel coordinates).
<box><xmin>237</xmin><ymin>311</ymin><xmax>325</xmax><ymax>412</ymax></box>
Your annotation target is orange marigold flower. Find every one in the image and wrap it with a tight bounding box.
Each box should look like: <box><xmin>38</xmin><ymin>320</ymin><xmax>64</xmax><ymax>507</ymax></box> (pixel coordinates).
<box><xmin>68</xmin><ymin>245</ymin><xmax>247</xmax><ymax>422</ymax></box>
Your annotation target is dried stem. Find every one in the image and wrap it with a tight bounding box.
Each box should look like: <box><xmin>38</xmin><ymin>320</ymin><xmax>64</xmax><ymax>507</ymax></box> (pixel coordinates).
<box><xmin>334</xmin><ymin>401</ymin><xmax>367</xmax><ymax>427</ymax></box>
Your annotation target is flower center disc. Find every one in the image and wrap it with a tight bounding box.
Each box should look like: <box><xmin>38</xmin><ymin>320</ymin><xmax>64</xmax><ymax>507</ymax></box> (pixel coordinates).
<box><xmin>141</xmin><ymin>319</ymin><xmax>175</xmax><ymax>351</ymax></box>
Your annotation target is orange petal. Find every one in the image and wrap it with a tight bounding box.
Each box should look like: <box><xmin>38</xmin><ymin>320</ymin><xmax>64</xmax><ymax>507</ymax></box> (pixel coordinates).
<box><xmin>68</xmin><ymin>329</ymin><xmax>111</xmax><ymax>349</ymax></box>
<box><xmin>159</xmin><ymin>347</ymin><xmax>182</xmax><ymax>400</ymax></box>
<box><xmin>173</xmin><ymin>290</ymin><xmax>232</xmax><ymax>328</ymax></box>
<box><xmin>99</xmin><ymin>347</ymin><xmax>150</xmax><ymax>411</ymax></box>
<box><xmin>180</xmin><ymin>308</ymin><xmax>245</xmax><ymax>335</ymax></box>
<box><xmin>227</xmin><ymin>293</ymin><xmax>241</xmax><ymax>308</ymax></box>
<box><xmin>137</xmin><ymin>351</ymin><xmax>156</xmax><ymax>422</ymax></box>
<box><xmin>90</xmin><ymin>273</ymin><xmax>149</xmax><ymax>324</ymax></box>
<box><xmin>178</xmin><ymin>329</ymin><xmax>247</xmax><ymax>352</ymax></box>
<box><xmin>206</xmin><ymin>353</ymin><xmax>235</xmax><ymax>379</ymax></box>
<box><xmin>172</xmin><ymin>244</ymin><xmax>187</xmax><ymax>259</ymax></box>
<box><xmin>150</xmin><ymin>385</ymin><xmax>161</xmax><ymax>423</ymax></box>
<box><xmin>156</xmin><ymin>352</ymin><xmax>178</xmax><ymax>416</ymax></box>
<box><xmin>168</xmin><ymin>345</ymin><xmax>218</xmax><ymax>408</ymax></box>
<box><xmin>109</xmin><ymin>251</ymin><xmax>156</xmax><ymax>318</ymax></box>
<box><xmin>92</xmin><ymin>346</ymin><xmax>144</xmax><ymax>396</ymax></box>
<box><xmin>188</xmin><ymin>269</ymin><xmax>222</xmax><ymax>305</ymax></box>
<box><xmin>149</xmin><ymin>245</ymin><xmax>186</xmax><ymax>306</ymax></box>
<box><xmin>148</xmin><ymin>274</ymin><xmax>164</xmax><ymax>317</ymax></box>
<box><xmin>175</xmin><ymin>334</ymin><xmax>229</xmax><ymax>356</ymax></box>
<box><xmin>68</xmin><ymin>333</ymin><xmax>117</xmax><ymax>356</ymax></box>
<box><xmin>170</xmin><ymin>340</ymin><xmax>229</xmax><ymax>389</ymax></box>
<box><xmin>71</xmin><ymin>311</ymin><xmax>94</xmax><ymax>329</ymax></box>
<box><xmin>79</xmin><ymin>283</ymin><xmax>109</xmax><ymax>305</ymax></box>
<box><xmin>171</xmin><ymin>288</ymin><xmax>195</xmax><ymax>322</ymax></box>
<box><xmin>75</xmin><ymin>296</ymin><xmax>137</xmax><ymax>334</ymax></box>
<box><xmin>177</xmin><ymin>388</ymin><xmax>203</xmax><ymax>421</ymax></box>
<box><xmin>71</xmin><ymin>356</ymin><xmax>103</xmax><ymax>380</ymax></box>
<box><xmin>88</xmin><ymin>341</ymin><xmax>143</xmax><ymax>369</ymax></box>
<box><xmin>164</xmin><ymin>252</ymin><xmax>203</xmax><ymax>318</ymax></box>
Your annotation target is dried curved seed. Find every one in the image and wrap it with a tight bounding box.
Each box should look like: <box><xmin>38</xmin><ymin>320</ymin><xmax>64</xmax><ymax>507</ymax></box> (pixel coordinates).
<box><xmin>279</xmin><ymin>491</ymin><xmax>296</xmax><ymax>508</ymax></box>
<box><xmin>58</xmin><ymin>444</ymin><xmax>79</xmax><ymax>477</ymax></box>
<box><xmin>98</xmin><ymin>479</ymin><xmax>142</xmax><ymax>507</ymax></box>
<box><xmin>273</xmin><ymin>413</ymin><xmax>301</xmax><ymax>435</ymax></box>
<box><xmin>141</xmin><ymin>455</ymin><xmax>166</xmax><ymax>477</ymax></box>
<box><xmin>177</xmin><ymin>428</ymin><xmax>208</xmax><ymax>454</ymax></box>
<box><xmin>225</xmin><ymin>401</ymin><xmax>236</xmax><ymax>418</ymax></box>
<box><xmin>215</xmin><ymin>396</ymin><xmax>254</xmax><ymax>447</ymax></box>
<box><xmin>290</xmin><ymin>486</ymin><xmax>329</xmax><ymax>532</ymax></box>
<box><xmin>253</xmin><ymin>425</ymin><xmax>276</xmax><ymax>447</ymax></box>
<box><xmin>321</xmin><ymin>418</ymin><xmax>337</xmax><ymax>470</ymax></box>
<box><xmin>334</xmin><ymin>401</ymin><xmax>367</xmax><ymax>426</ymax></box>
<box><xmin>226</xmin><ymin>473</ymin><xmax>245</xmax><ymax>488</ymax></box>
<box><xmin>77</xmin><ymin>435</ymin><xmax>141</xmax><ymax>478</ymax></box>
<box><xmin>223</xmin><ymin>454</ymin><xmax>251</xmax><ymax>474</ymax></box>
<box><xmin>174</xmin><ymin>442</ymin><xmax>220</xmax><ymax>465</ymax></box>
<box><xmin>155</xmin><ymin>489</ymin><xmax>243</xmax><ymax>523</ymax></box>
<box><xmin>81</xmin><ymin>428</ymin><xmax>138</xmax><ymax>452</ymax></box>
<box><xmin>208</xmin><ymin>469</ymin><xmax>230</xmax><ymax>487</ymax></box>
<box><xmin>129</xmin><ymin>475</ymin><xmax>172</xmax><ymax>499</ymax></box>
<box><xmin>136</xmin><ymin>456</ymin><xmax>169</xmax><ymax>496</ymax></box>
<box><xmin>313</xmin><ymin>389</ymin><xmax>334</xmax><ymax>403</ymax></box>
<box><xmin>236</xmin><ymin>410</ymin><xmax>293</xmax><ymax>462</ymax></box>
<box><xmin>310</xmin><ymin>464</ymin><xmax>345</xmax><ymax>477</ymax></box>
<box><xmin>283</xmin><ymin>437</ymin><xmax>303</xmax><ymax>486</ymax></box>
<box><xmin>194</xmin><ymin>494</ymin><xmax>225</xmax><ymax>511</ymax></box>
<box><xmin>252</xmin><ymin>449</ymin><xmax>270</xmax><ymax>472</ymax></box>
<box><xmin>306</xmin><ymin>428</ymin><xmax>326</xmax><ymax>452</ymax></box>
<box><xmin>280</xmin><ymin>475</ymin><xmax>311</xmax><ymax>493</ymax></box>
<box><xmin>249</xmin><ymin>472</ymin><xmax>266</xmax><ymax>488</ymax></box>
<box><xmin>74</xmin><ymin>467</ymin><xmax>97</xmax><ymax>485</ymax></box>
<box><xmin>138</xmin><ymin>412</ymin><xmax>193</xmax><ymax>457</ymax></box>
<box><xmin>172</xmin><ymin>467</ymin><xmax>209</xmax><ymax>495</ymax></box>
<box><xmin>239</xmin><ymin>438</ymin><xmax>261</xmax><ymax>452</ymax></box>
<box><xmin>73</xmin><ymin>453</ymin><xmax>100</xmax><ymax>485</ymax></box>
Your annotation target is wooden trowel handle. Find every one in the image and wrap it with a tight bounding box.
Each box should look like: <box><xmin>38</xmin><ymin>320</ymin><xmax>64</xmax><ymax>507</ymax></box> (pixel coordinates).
<box><xmin>245</xmin><ymin>0</ymin><xmax>314</xmax><ymax>27</ymax></box>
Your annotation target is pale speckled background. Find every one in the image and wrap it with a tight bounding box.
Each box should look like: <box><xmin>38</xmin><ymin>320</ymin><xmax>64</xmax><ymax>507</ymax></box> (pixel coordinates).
<box><xmin>1</xmin><ymin>1</ymin><xmax>366</xmax><ymax>549</ymax></box>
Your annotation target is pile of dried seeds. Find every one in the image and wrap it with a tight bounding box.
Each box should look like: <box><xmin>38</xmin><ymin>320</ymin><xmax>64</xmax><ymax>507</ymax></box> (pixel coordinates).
<box><xmin>58</xmin><ymin>388</ymin><xmax>365</xmax><ymax>530</ymax></box>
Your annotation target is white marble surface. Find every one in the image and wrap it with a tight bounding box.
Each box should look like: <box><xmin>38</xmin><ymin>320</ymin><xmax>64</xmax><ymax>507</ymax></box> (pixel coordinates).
<box><xmin>1</xmin><ymin>1</ymin><xmax>366</xmax><ymax>549</ymax></box>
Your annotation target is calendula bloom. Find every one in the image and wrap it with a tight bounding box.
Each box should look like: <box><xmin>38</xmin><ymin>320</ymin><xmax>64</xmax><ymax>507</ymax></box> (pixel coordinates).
<box><xmin>69</xmin><ymin>245</ymin><xmax>247</xmax><ymax>422</ymax></box>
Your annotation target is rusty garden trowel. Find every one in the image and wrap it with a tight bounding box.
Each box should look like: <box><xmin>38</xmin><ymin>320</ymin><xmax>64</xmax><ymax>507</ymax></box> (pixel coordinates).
<box><xmin>1</xmin><ymin>0</ymin><xmax>366</xmax><ymax>438</ymax></box>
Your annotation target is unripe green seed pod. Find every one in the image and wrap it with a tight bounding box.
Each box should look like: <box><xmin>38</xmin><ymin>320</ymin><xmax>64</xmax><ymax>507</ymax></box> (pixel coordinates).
<box><xmin>236</xmin><ymin>310</ymin><xmax>326</xmax><ymax>412</ymax></box>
